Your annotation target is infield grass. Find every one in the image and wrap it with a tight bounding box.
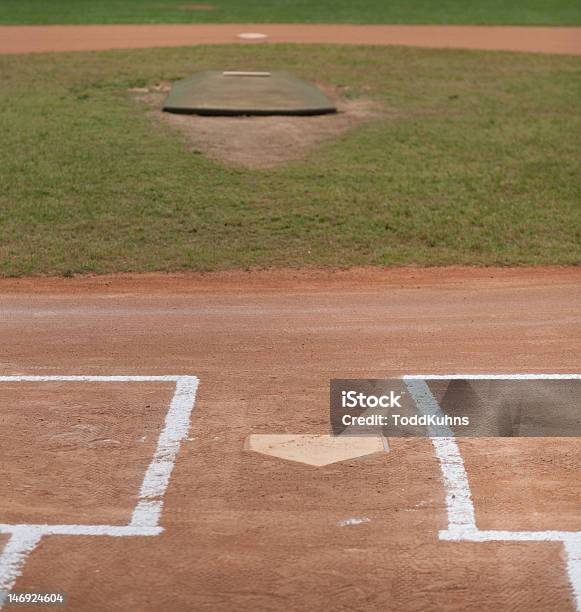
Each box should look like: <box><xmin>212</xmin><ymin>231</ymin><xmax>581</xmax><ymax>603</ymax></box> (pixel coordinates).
<box><xmin>1</xmin><ymin>0</ymin><xmax>581</xmax><ymax>26</ymax></box>
<box><xmin>0</xmin><ymin>45</ymin><xmax>580</xmax><ymax>276</ymax></box>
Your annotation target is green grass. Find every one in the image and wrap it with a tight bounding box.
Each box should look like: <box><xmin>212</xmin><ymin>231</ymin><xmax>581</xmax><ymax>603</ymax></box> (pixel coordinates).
<box><xmin>1</xmin><ymin>0</ymin><xmax>581</xmax><ymax>26</ymax></box>
<box><xmin>0</xmin><ymin>45</ymin><xmax>580</xmax><ymax>276</ymax></box>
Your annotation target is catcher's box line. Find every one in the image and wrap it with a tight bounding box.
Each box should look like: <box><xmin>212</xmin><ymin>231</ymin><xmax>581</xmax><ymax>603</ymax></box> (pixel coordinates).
<box><xmin>404</xmin><ymin>374</ymin><xmax>581</xmax><ymax>380</ymax></box>
<box><xmin>0</xmin><ymin>375</ymin><xmax>199</xmax><ymax>608</ymax></box>
<box><xmin>403</xmin><ymin>375</ymin><xmax>581</xmax><ymax>612</ymax></box>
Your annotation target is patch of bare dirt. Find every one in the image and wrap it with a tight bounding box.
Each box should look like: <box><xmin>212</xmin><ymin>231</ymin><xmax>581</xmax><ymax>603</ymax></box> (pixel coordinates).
<box><xmin>133</xmin><ymin>84</ymin><xmax>383</xmax><ymax>168</ymax></box>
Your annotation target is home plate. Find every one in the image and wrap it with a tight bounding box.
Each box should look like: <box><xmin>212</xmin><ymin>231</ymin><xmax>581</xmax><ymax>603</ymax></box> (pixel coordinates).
<box><xmin>244</xmin><ymin>434</ymin><xmax>389</xmax><ymax>467</ymax></box>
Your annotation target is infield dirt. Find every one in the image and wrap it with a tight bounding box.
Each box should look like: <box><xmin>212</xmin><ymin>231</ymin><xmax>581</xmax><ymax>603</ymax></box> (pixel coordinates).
<box><xmin>1</xmin><ymin>266</ymin><xmax>579</xmax><ymax>610</ymax></box>
<box><xmin>1</xmin><ymin>24</ymin><xmax>581</xmax><ymax>55</ymax></box>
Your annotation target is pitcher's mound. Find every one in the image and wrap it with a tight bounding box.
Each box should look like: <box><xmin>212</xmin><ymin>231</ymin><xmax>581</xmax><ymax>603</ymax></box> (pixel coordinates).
<box><xmin>135</xmin><ymin>83</ymin><xmax>381</xmax><ymax>168</ymax></box>
<box><xmin>163</xmin><ymin>70</ymin><xmax>336</xmax><ymax>116</ymax></box>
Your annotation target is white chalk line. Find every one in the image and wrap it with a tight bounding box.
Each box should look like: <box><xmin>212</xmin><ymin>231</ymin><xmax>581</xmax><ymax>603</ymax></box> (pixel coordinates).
<box><xmin>131</xmin><ymin>376</ymin><xmax>199</xmax><ymax>527</ymax></box>
<box><xmin>404</xmin><ymin>375</ymin><xmax>581</xmax><ymax>612</ymax></box>
<box><xmin>441</xmin><ymin>529</ymin><xmax>581</xmax><ymax>543</ymax></box>
<box><xmin>0</xmin><ymin>525</ymin><xmax>162</xmax><ymax>537</ymax></box>
<box><xmin>0</xmin><ymin>375</ymin><xmax>186</xmax><ymax>382</ymax></box>
<box><xmin>566</xmin><ymin>541</ymin><xmax>581</xmax><ymax>609</ymax></box>
<box><xmin>0</xmin><ymin>375</ymin><xmax>199</xmax><ymax>608</ymax></box>
<box><xmin>404</xmin><ymin>374</ymin><xmax>581</xmax><ymax>380</ymax></box>
<box><xmin>404</xmin><ymin>379</ymin><xmax>476</xmax><ymax>530</ymax></box>
<box><xmin>0</xmin><ymin>529</ymin><xmax>42</xmax><ymax>607</ymax></box>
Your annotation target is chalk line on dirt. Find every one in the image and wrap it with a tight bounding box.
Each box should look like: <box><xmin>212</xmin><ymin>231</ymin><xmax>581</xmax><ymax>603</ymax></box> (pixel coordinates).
<box><xmin>566</xmin><ymin>541</ymin><xmax>581</xmax><ymax>611</ymax></box>
<box><xmin>0</xmin><ymin>529</ymin><xmax>42</xmax><ymax>607</ymax></box>
<box><xmin>0</xmin><ymin>375</ymin><xmax>187</xmax><ymax>382</ymax></box>
<box><xmin>404</xmin><ymin>378</ymin><xmax>476</xmax><ymax>533</ymax></box>
<box><xmin>132</xmin><ymin>376</ymin><xmax>199</xmax><ymax>528</ymax></box>
<box><xmin>405</xmin><ymin>374</ymin><xmax>581</xmax><ymax>380</ymax></box>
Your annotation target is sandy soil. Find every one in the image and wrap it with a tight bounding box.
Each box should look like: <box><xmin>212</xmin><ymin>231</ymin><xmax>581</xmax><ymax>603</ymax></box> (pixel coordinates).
<box><xmin>1</xmin><ymin>266</ymin><xmax>580</xmax><ymax>610</ymax></box>
<box><xmin>1</xmin><ymin>24</ymin><xmax>580</xmax><ymax>55</ymax></box>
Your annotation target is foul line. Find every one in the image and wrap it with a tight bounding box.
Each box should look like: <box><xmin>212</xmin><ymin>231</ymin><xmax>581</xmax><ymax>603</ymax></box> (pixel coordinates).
<box><xmin>404</xmin><ymin>374</ymin><xmax>581</xmax><ymax>612</ymax></box>
<box><xmin>0</xmin><ymin>375</ymin><xmax>199</xmax><ymax>608</ymax></box>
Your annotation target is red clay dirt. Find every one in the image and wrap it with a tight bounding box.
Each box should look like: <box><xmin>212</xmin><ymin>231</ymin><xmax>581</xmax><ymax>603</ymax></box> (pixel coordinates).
<box><xmin>1</xmin><ymin>24</ymin><xmax>580</xmax><ymax>55</ymax></box>
<box><xmin>1</xmin><ymin>266</ymin><xmax>580</xmax><ymax>610</ymax></box>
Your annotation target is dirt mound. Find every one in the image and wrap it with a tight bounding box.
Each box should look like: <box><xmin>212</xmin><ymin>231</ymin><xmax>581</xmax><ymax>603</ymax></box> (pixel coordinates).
<box><xmin>133</xmin><ymin>84</ymin><xmax>382</xmax><ymax>168</ymax></box>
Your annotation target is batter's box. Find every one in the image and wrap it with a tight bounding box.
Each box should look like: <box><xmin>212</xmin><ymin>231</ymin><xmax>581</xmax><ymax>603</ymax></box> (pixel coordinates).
<box><xmin>403</xmin><ymin>374</ymin><xmax>581</xmax><ymax>612</ymax></box>
<box><xmin>0</xmin><ymin>375</ymin><xmax>199</xmax><ymax>609</ymax></box>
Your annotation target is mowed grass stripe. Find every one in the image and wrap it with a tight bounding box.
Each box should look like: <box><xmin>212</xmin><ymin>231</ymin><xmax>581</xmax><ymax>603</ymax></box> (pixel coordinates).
<box><xmin>1</xmin><ymin>0</ymin><xmax>580</xmax><ymax>26</ymax></box>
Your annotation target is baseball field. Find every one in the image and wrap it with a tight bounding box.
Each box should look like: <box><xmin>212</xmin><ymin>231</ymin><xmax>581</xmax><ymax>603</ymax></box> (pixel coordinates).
<box><xmin>0</xmin><ymin>2</ymin><xmax>580</xmax><ymax>611</ymax></box>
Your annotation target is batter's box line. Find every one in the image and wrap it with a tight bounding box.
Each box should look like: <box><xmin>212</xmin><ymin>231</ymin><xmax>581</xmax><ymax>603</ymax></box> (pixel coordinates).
<box><xmin>403</xmin><ymin>374</ymin><xmax>581</xmax><ymax>612</ymax></box>
<box><xmin>0</xmin><ymin>375</ymin><xmax>199</xmax><ymax>609</ymax></box>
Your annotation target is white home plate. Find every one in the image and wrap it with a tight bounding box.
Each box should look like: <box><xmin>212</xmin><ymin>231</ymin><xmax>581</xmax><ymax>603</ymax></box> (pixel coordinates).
<box><xmin>237</xmin><ymin>32</ymin><xmax>268</xmax><ymax>40</ymax></box>
<box><xmin>244</xmin><ymin>434</ymin><xmax>388</xmax><ymax>467</ymax></box>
